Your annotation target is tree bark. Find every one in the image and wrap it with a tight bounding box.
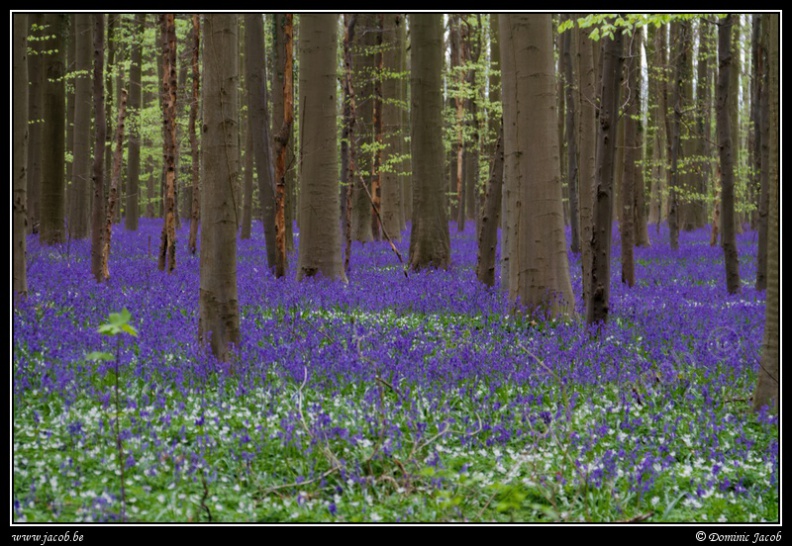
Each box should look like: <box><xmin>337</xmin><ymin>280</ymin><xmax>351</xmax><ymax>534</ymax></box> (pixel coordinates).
<box><xmin>501</xmin><ymin>14</ymin><xmax>575</xmax><ymax>319</ymax></box>
<box><xmin>188</xmin><ymin>14</ymin><xmax>200</xmax><ymax>256</ymax></box>
<box><xmin>399</xmin><ymin>18</ymin><xmax>412</xmax><ymax>227</ymax></box>
<box><xmin>561</xmin><ymin>18</ymin><xmax>580</xmax><ymax>253</ymax></box>
<box><xmin>199</xmin><ymin>14</ymin><xmax>241</xmax><ymax>363</ymax></box>
<box><xmin>158</xmin><ymin>14</ymin><xmax>178</xmax><ymax>274</ymax></box>
<box><xmin>717</xmin><ymin>15</ymin><xmax>741</xmax><ymax>295</ymax></box>
<box><xmin>620</xmin><ymin>27</ymin><xmax>639</xmax><ymax>288</ymax></box>
<box><xmin>342</xmin><ymin>14</ymin><xmax>358</xmax><ymax>272</ymax></box>
<box><xmin>728</xmin><ymin>16</ymin><xmax>742</xmax><ymax>235</ymax></box>
<box><xmin>91</xmin><ymin>14</ymin><xmax>107</xmax><ymax>282</ymax></box>
<box><xmin>26</xmin><ymin>15</ymin><xmax>45</xmax><ymax>235</ymax></box>
<box><xmin>244</xmin><ymin>14</ymin><xmax>277</xmax><ymax>271</ymax></box>
<box><xmin>40</xmin><ymin>13</ymin><xmax>67</xmax><ymax>245</ymax></box>
<box><xmin>380</xmin><ymin>14</ymin><xmax>403</xmax><ymax>242</ymax></box>
<box><xmin>755</xmin><ymin>15</ymin><xmax>770</xmax><ymax>291</ymax></box>
<box><xmin>408</xmin><ymin>14</ymin><xmax>450</xmax><ymax>270</ymax></box>
<box><xmin>576</xmin><ymin>16</ymin><xmax>596</xmax><ymax>305</ymax></box>
<box><xmin>69</xmin><ymin>15</ymin><xmax>92</xmax><ymax>240</ymax></box>
<box><xmin>666</xmin><ymin>22</ymin><xmax>686</xmax><ymax>251</ymax></box>
<box><xmin>632</xmin><ymin>27</ymin><xmax>650</xmax><ymax>247</ymax></box>
<box><xmin>13</xmin><ymin>13</ymin><xmax>28</xmax><ymax>301</ymax></box>
<box><xmin>271</xmin><ymin>14</ymin><xmax>295</xmax><ymax>253</ymax></box>
<box><xmin>586</xmin><ymin>27</ymin><xmax>623</xmax><ymax>326</ymax></box>
<box><xmin>752</xmin><ymin>13</ymin><xmax>778</xmax><ymax>414</ymax></box>
<box><xmin>297</xmin><ymin>14</ymin><xmax>346</xmax><ymax>282</ymax></box>
<box><xmin>125</xmin><ymin>13</ymin><xmax>144</xmax><ymax>231</ymax></box>
<box><xmin>476</xmin><ymin>125</ymin><xmax>503</xmax><ymax>287</ymax></box>
<box><xmin>274</xmin><ymin>14</ymin><xmax>294</xmax><ymax>278</ymax></box>
<box><xmin>369</xmin><ymin>15</ymin><xmax>384</xmax><ymax>242</ymax></box>
<box><xmin>102</xmin><ymin>87</ymin><xmax>128</xmax><ymax>280</ymax></box>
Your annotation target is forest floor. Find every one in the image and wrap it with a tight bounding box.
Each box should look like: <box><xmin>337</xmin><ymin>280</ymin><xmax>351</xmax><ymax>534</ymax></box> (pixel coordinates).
<box><xmin>12</xmin><ymin>220</ymin><xmax>778</xmax><ymax>523</ymax></box>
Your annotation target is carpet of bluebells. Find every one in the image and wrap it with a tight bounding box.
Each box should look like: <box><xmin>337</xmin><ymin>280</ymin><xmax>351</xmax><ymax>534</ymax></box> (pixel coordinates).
<box><xmin>12</xmin><ymin>219</ymin><xmax>778</xmax><ymax>522</ymax></box>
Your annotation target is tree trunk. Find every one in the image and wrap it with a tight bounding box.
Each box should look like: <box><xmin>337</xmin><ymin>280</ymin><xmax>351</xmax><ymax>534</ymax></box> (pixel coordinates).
<box><xmin>666</xmin><ymin>22</ymin><xmax>685</xmax><ymax>251</ymax></box>
<box><xmin>586</xmin><ymin>27</ymin><xmax>623</xmax><ymax>326</ymax></box>
<box><xmin>274</xmin><ymin>14</ymin><xmax>294</xmax><ymax>278</ymax></box>
<box><xmin>66</xmin><ymin>16</ymin><xmax>75</xmax><ymax>235</ymax></box>
<box><xmin>91</xmin><ymin>14</ymin><xmax>107</xmax><ymax>282</ymax></box>
<box><xmin>632</xmin><ymin>27</ymin><xmax>650</xmax><ymax>247</ymax></box>
<box><xmin>464</xmin><ymin>17</ymin><xmax>481</xmax><ymax>224</ymax></box>
<box><xmin>40</xmin><ymin>13</ymin><xmax>66</xmax><ymax>245</ymax></box>
<box><xmin>158</xmin><ymin>14</ymin><xmax>178</xmax><ymax>274</ymax></box>
<box><xmin>728</xmin><ymin>16</ymin><xmax>742</xmax><ymax>235</ymax></box>
<box><xmin>561</xmin><ymin>18</ymin><xmax>580</xmax><ymax>253</ymax></box>
<box><xmin>68</xmin><ymin>14</ymin><xmax>92</xmax><ymax>240</ymax></box>
<box><xmin>647</xmin><ymin>24</ymin><xmax>667</xmax><ymax>229</ymax></box>
<box><xmin>576</xmin><ymin>16</ymin><xmax>596</xmax><ymax>305</ymax></box>
<box><xmin>399</xmin><ymin>18</ymin><xmax>412</xmax><ymax>227</ymax></box>
<box><xmin>752</xmin><ymin>13</ymin><xmax>778</xmax><ymax>414</ymax></box>
<box><xmin>369</xmin><ymin>15</ymin><xmax>384</xmax><ymax>242</ymax></box>
<box><xmin>271</xmin><ymin>14</ymin><xmax>295</xmax><ymax>253</ymax></box>
<box><xmin>717</xmin><ymin>15</ymin><xmax>741</xmax><ymax>295</ymax></box>
<box><xmin>244</xmin><ymin>14</ymin><xmax>278</xmax><ymax>271</ymax></box>
<box><xmin>380</xmin><ymin>14</ymin><xmax>403</xmax><ymax>242</ymax></box>
<box><xmin>476</xmin><ymin>124</ymin><xmax>503</xmax><ymax>287</ymax></box>
<box><xmin>620</xmin><ymin>27</ymin><xmax>639</xmax><ymax>288</ymax></box>
<box><xmin>342</xmin><ymin>14</ymin><xmax>358</xmax><ymax>273</ymax></box>
<box><xmin>755</xmin><ymin>15</ymin><xmax>770</xmax><ymax>291</ymax></box>
<box><xmin>240</xmin><ymin>38</ymin><xmax>254</xmax><ymax>241</ymax></box>
<box><xmin>199</xmin><ymin>14</ymin><xmax>241</xmax><ymax>363</ymax></box>
<box><xmin>501</xmin><ymin>14</ymin><xmax>575</xmax><ymax>319</ymax></box>
<box><xmin>13</xmin><ymin>13</ymin><xmax>28</xmax><ymax>301</ymax></box>
<box><xmin>27</xmin><ymin>14</ymin><xmax>45</xmax><ymax>235</ymax></box>
<box><xmin>188</xmin><ymin>14</ymin><xmax>200</xmax><ymax>256</ymax></box>
<box><xmin>125</xmin><ymin>14</ymin><xmax>144</xmax><ymax>231</ymax></box>
<box><xmin>297</xmin><ymin>14</ymin><xmax>346</xmax><ymax>281</ymax></box>
<box><xmin>692</xmin><ymin>18</ymin><xmax>712</xmax><ymax>231</ymax></box>
<box><xmin>408</xmin><ymin>14</ymin><xmax>450</xmax><ymax>270</ymax></box>
<box><xmin>102</xmin><ymin>87</ymin><xmax>128</xmax><ymax>280</ymax></box>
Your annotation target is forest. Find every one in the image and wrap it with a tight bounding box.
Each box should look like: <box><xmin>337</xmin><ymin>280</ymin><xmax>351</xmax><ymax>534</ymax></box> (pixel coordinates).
<box><xmin>11</xmin><ymin>12</ymin><xmax>779</xmax><ymax>525</ymax></box>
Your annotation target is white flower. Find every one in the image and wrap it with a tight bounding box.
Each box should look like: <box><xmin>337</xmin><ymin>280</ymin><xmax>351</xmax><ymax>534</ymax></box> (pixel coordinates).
<box><xmin>651</xmin><ymin>496</ymin><xmax>660</xmax><ymax>506</ymax></box>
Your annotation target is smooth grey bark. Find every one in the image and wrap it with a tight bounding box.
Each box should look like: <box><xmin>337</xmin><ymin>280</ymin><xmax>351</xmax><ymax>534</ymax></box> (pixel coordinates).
<box><xmin>380</xmin><ymin>14</ymin><xmax>403</xmax><ymax>242</ymax></box>
<box><xmin>408</xmin><ymin>14</ymin><xmax>450</xmax><ymax>270</ymax></box>
<box><xmin>501</xmin><ymin>14</ymin><xmax>575</xmax><ymax>318</ymax></box>
<box><xmin>39</xmin><ymin>13</ymin><xmax>67</xmax><ymax>245</ymax></box>
<box><xmin>199</xmin><ymin>14</ymin><xmax>241</xmax><ymax>362</ymax></box>
<box><xmin>13</xmin><ymin>13</ymin><xmax>28</xmax><ymax>301</ymax></box>
<box><xmin>297</xmin><ymin>14</ymin><xmax>346</xmax><ymax>281</ymax></box>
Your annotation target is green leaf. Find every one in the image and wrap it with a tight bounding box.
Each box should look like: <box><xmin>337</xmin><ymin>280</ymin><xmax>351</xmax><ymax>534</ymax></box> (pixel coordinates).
<box><xmin>121</xmin><ymin>324</ymin><xmax>139</xmax><ymax>337</ymax></box>
<box><xmin>86</xmin><ymin>351</ymin><xmax>114</xmax><ymax>362</ymax></box>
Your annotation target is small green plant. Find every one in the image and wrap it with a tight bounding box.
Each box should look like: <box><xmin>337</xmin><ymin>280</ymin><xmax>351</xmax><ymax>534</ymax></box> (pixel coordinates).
<box><xmin>86</xmin><ymin>308</ymin><xmax>138</xmax><ymax>522</ymax></box>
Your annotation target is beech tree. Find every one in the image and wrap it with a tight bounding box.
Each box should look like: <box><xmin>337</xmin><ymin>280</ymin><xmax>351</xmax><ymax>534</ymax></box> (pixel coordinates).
<box><xmin>125</xmin><ymin>13</ymin><xmax>145</xmax><ymax>232</ymax></box>
<box><xmin>500</xmin><ymin>14</ymin><xmax>575</xmax><ymax>318</ymax></box>
<box><xmin>717</xmin><ymin>15</ymin><xmax>741</xmax><ymax>295</ymax></box>
<box><xmin>158</xmin><ymin>14</ymin><xmax>177</xmax><ymax>273</ymax></box>
<box><xmin>408</xmin><ymin>14</ymin><xmax>450</xmax><ymax>270</ymax></box>
<box><xmin>199</xmin><ymin>14</ymin><xmax>240</xmax><ymax>362</ymax></box>
<box><xmin>13</xmin><ymin>13</ymin><xmax>28</xmax><ymax>301</ymax></box>
<box><xmin>40</xmin><ymin>13</ymin><xmax>67</xmax><ymax>245</ymax></box>
<box><xmin>70</xmin><ymin>14</ymin><xmax>92</xmax><ymax>240</ymax></box>
<box><xmin>296</xmin><ymin>14</ymin><xmax>346</xmax><ymax>281</ymax></box>
<box><xmin>753</xmin><ymin>14</ymin><xmax>778</xmax><ymax>414</ymax></box>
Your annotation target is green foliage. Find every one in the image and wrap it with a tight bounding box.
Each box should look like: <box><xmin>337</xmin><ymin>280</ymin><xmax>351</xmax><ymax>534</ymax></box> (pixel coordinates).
<box><xmin>97</xmin><ymin>308</ymin><xmax>139</xmax><ymax>338</ymax></box>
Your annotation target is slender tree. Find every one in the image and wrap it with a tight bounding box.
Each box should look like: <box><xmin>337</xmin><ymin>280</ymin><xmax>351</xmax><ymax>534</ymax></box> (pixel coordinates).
<box><xmin>586</xmin><ymin>24</ymin><xmax>623</xmax><ymax>325</ymax></box>
<box><xmin>717</xmin><ymin>15</ymin><xmax>740</xmax><ymax>295</ymax></box>
<box><xmin>158</xmin><ymin>14</ymin><xmax>178</xmax><ymax>273</ymax></box>
<box><xmin>666</xmin><ymin>22</ymin><xmax>687</xmax><ymax>251</ymax></box>
<box><xmin>409</xmin><ymin>14</ymin><xmax>450</xmax><ymax>270</ymax></box>
<box><xmin>188</xmin><ymin>14</ymin><xmax>201</xmax><ymax>256</ymax></box>
<box><xmin>199</xmin><ymin>14</ymin><xmax>240</xmax><ymax>362</ymax></box>
<box><xmin>91</xmin><ymin>14</ymin><xmax>107</xmax><ymax>282</ymax></box>
<box><xmin>620</xmin><ymin>26</ymin><xmax>641</xmax><ymax>287</ymax></box>
<box><xmin>70</xmin><ymin>14</ymin><xmax>92</xmax><ymax>239</ymax></box>
<box><xmin>752</xmin><ymin>13</ymin><xmax>778</xmax><ymax>414</ymax></box>
<box><xmin>297</xmin><ymin>14</ymin><xmax>346</xmax><ymax>281</ymax></box>
<box><xmin>102</xmin><ymin>87</ymin><xmax>128</xmax><ymax>280</ymax></box>
<box><xmin>632</xmin><ymin>27</ymin><xmax>650</xmax><ymax>247</ymax></box>
<box><xmin>561</xmin><ymin>16</ymin><xmax>580</xmax><ymax>253</ymax></box>
<box><xmin>399</xmin><ymin>17</ymin><xmax>412</xmax><ymax>226</ymax></box>
<box><xmin>475</xmin><ymin>125</ymin><xmax>503</xmax><ymax>287</ymax></box>
<box><xmin>274</xmin><ymin>14</ymin><xmax>294</xmax><ymax>278</ymax></box>
<box><xmin>39</xmin><ymin>13</ymin><xmax>67</xmax><ymax>245</ymax></box>
<box><xmin>342</xmin><ymin>14</ymin><xmax>358</xmax><ymax>272</ymax></box>
<box><xmin>576</xmin><ymin>15</ymin><xmax>597</xmax><ymax>304</ymax></box>
<box><xmin>13</xmin><ymin>13</ymin><xmax>28</xmax><ymax>301</ymax></box>
<box><xmin>125</xmin><ymin>13</ymin><xmax>145</xmax><ymax>231</ymax></box>
<box><xmin>244</xmin><ymin>13</ymin><xmax>277</xmax><ymax>270</ymax></box>
<box><xmin>271</xmin><ymin>14</ymin><xmax>295</xmax><ymax>252</ymax></box>
<box><xmin>755</xmin><ymin>15</ymin><xmax>770</xmax><ymax>291</ymax></box>
<box><xmin>380</xmin><ymin>14</ymin><xmax>404</xmax><ymax>241</ymax></box>
<box><xmin>27</xmin><ymin>14</ymin><xmax>45</xmax><ymax>235</ymax></box>
<box><xmin>501</xmin><ymin>14</ymin><xmax>575</xmax><ymax>318</ymax></box>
